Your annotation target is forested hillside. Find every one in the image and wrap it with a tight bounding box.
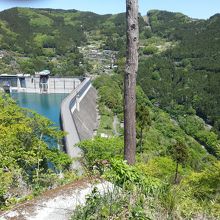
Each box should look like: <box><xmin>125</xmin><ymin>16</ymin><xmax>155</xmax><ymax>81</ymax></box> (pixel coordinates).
<box><xmin>0</xmin><ymin>8</ymin><xmax>219</xmax><ymax>136</ymax></box>
<box><xmin>71</xmin><ymin>74</ymin><xmax>220</xmax><ymax>219</ymax></box>
<box><xmin>0</xmin><ymin>7</ymin><xmax>145</xmax><ymax>76</ymax></box>
<box><xmin>138</xmin><ymin>10</ymin><xmax>220</xmax><ymax>136</ymax></box>
<box><xmin>0</xmin><ymin>8</ymin><xmax>123</xmax><ymax>75</ymax></box>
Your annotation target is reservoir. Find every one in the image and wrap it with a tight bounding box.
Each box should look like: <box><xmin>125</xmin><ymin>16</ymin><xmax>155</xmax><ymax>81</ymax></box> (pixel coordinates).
<box><xmin>11</xmin><ymin>93</ymin><xmax>67</xmax><ymax>127</ymax></box>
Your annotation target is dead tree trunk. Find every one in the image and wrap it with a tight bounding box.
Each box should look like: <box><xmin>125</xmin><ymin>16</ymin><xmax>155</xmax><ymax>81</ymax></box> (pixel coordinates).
<box><xmin>124</xmin><ymin>0</ymin><xmax>139</xmax><ymax>165</ymax></box>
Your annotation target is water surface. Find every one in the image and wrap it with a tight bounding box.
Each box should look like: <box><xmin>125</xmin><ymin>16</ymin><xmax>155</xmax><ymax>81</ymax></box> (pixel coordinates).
<box><xmin>11</xmin><ymin>93</ymin><xmax>67</xmax><ymax>127</ymax></box>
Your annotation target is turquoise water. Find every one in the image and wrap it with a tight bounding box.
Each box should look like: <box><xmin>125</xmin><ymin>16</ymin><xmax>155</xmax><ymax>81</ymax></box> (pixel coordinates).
<box><xmin>11</xmin><ymin>93</ymin><xmax>67</xmax><ymax>127</ymax></box>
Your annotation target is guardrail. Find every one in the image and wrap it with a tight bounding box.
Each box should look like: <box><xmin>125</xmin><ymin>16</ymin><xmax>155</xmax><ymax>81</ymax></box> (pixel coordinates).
<box><xmin>60</xmin><ymin>77</ymin><xmax>91</xmax><ymax>159</ymax></box>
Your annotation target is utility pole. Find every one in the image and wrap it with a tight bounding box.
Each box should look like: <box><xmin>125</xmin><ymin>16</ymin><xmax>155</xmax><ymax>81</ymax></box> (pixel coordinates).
<box><xmin>124</xmin><ymin>0</ymin><xmax>139</xmax><ymax>165</ymax></box>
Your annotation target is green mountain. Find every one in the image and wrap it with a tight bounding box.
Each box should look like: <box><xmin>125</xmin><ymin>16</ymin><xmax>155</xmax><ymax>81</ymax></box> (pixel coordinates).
<box><xmin>0</xmin><ymin>7</ymin><xmax>219</xmax><ymax>134</ymax></box>
<box><xmin>0</xmin><ymin>7</ymin><xmax>98</xmax><ymax>53</ymax></box>
<box><xmin>0</xmin><ymin>7</ymin><xmax>146</xmax><ymax>52</ymax></box>
<box><xmin>0</xmin><ymin>7</ymin><xmax>139</xmax><ymax>75</ymax></box>
<box><xmin>138</xmin><ymin>10</ymin><xmax>220</xmax><ymax>136</ymax></box>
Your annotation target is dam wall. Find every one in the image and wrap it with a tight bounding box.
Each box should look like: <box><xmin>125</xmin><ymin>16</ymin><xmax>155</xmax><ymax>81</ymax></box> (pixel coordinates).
<box><xmin>19</xmin><ymin>77</ymin><xmax>81</xmax><ymax>93</ymax></box>
<box><xmin>0</xmin><ymin>75</ymin><xmax>81</xmax><ymax>94</ymax></box>
<box><xmin>73</xmin><ymin>86</ymin><xmax>97</xmax><ymax>140</ymax></box>
<box><xmin>60</xmin><ymin>77</ymin><xmax>98</xmax><ymax>165</ymax></box>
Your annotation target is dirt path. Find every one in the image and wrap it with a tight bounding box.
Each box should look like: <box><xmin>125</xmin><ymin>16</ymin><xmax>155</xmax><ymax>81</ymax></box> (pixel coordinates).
<box><xmin>0</xmin><ymin>178</ymin><xmax>113</xmax><ymax>220</ymax></box>
<box><xmin>113</xmin><ymin>115</ymin><xmax>119</xmax><ymax>136</ymax></box>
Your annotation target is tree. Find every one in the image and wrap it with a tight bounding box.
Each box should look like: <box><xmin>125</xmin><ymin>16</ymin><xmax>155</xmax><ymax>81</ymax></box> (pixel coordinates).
<box><xmin>136</xmin><ymin>104</ymin><xmax>151</xmax><ymax>153</ymax></box>
<box><xmin>124</xmin><ymin>0</ymin><xmax>139</xmax><ymax>165</ymax></box>
<box><xmin>0</xmin><ymin>93</ymin><xmax>71</xmax><ymax>207</ymax></box>
<box><xmin>136</xmin><ymin>86</ymin><xmax>152</xmax><ymax>153</ymax></box>
<box><xmin>169</xmin><ymin>140</ymin><xmax>188</xmax><ymax>184</ymax></box>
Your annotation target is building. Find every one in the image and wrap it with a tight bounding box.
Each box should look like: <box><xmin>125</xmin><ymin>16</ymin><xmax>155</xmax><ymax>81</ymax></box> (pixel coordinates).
<box><xmin>35</xmin><ymin>70</ymin><xmax>50</xmax><ymax>93</ymax></box>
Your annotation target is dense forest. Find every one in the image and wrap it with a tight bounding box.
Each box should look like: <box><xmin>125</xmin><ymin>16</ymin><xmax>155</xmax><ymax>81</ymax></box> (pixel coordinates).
<box><xmin>138</xmin><ymin>10</ymin><xmax>220</xmax><ymax>138</ymax></box>
<box><xmin>0</xmin><ymin>8</ymin><xmax>130</xmax><ymax>75</ymax></box>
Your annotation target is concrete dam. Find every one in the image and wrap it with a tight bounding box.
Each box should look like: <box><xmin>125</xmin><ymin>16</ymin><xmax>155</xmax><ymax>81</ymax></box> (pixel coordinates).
<box><xmin>60</xmin><ymin>77</ymin><xmax>98</xmax><ymax>169</ymax></box>
<box><xmin>0</xmin><ymin>72</ymin><xmax>81</xmax><ymax>94</ymax></box>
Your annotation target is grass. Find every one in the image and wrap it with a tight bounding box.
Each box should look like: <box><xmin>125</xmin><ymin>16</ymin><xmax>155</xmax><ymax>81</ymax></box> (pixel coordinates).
<box><xmin>17</xmin><ymin>8</ymin><xmax>53</xmax><ymax>27</ymax></box>
<box><xmin>140</xmin><ymin>35</ymin><xmax>176</xmax><ymax>54</ymax></box>
<box><xmin>97</xmin><ymin>114</ymin><xmax>114</xmax><ymax>137</ymax></box>
<box><xmin>97</xmin><ymin>105</ymin><xmax>114</xmax><ymax>137</ymax></box>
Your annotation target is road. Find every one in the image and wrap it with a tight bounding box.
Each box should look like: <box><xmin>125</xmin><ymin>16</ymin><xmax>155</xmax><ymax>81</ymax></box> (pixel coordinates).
<box><xmin>113</xmin><ymin>115</ymin><xmax>120</xmax><ymax>136</ymax></box>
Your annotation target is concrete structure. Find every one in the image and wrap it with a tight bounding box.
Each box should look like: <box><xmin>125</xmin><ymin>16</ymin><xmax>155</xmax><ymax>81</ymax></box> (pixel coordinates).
<box><xmin>0</xmin><ymin>179</ymin><xmax>114</xmax><ymax>220</ymax></box>
<box><xmin>36</xmin><ymin>70</ymin><xmax>50</xmax><ymax>93</ymax></box>
<box><xmin>60</xmin><ymin>77</ymin><xmax>98</xmax><ymax>170</ymax></box>
<box><xmin>0</xmin><ymin>74</ymin><xmax>18</xmax><ymax>92</ymax></box>
<box><xmin>21</xmin><ymin>77</ymin><xmax>81</xmax><ymax>94</ymax></box>
<box><xmin>73</xmin><ymin>87</ymin><xmax>98</xmax><ymax>140</ymax></box>
<box><xmin>0</xmin><ymin>74</ymin><xmax>81</xmax><ymax>94</ymax></box>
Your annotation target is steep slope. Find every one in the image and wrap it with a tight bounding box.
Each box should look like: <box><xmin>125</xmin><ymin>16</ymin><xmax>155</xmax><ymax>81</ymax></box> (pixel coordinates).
<box><xmin>138</xmin><ymin>10</ymin><xmax>220</xmax><ymax>135</ymax></box>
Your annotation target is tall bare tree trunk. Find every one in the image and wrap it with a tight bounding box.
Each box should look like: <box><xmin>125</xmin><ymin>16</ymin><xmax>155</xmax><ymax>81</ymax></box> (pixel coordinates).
<box><xmin>124</xmin><ymin>0</ymin><xmax>139</xmax><ymax>165</ymax></box>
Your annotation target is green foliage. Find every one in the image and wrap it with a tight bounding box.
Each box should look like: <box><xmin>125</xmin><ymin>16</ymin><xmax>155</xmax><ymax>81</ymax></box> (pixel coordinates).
<box><xmin>168</xmin><ymin>140</ymin><xmax>189</xmax><ymax>183</ymax></box>
<box><xmin>184</xmin><ymin>161</ymin><xmax>220</xmax><ymax>201</ymax></box>
<box><xmin>72</xmin><ymin>187</ymin><xmax>105</xmax><ymax>220</ymax></box>
<box><xmin>78</xmin><ymin>137</ymin><xmax>123</xmax><ymax>172</ymax></box>
<box><xmin>15</xmin><ymin>8</ymin><xmax>53</xmax><ymax>28</ymax></box>
<box><xmin>71</xmin><ymin>186</ymin><xmax>130</xmax><ymax>220</ymax></box>
<box><xmin>151</xmin><ymin>71</ymin><xmax>161</xmax><ymax>80</ymax></box>
<box><xmin>138</xmin><ymin>10</ymin><xmax>220</xmax><ymax>136</ymax></box>
<box><xmin>81</xmin><ymin>74</ymin><xmax>219</xmax><ymax>218</ymax></box>
<box><xmin>104</xmin><ymin>159</ymin><xmax>163</xmax><ymax>194</ymax></box>
<box><xmin>136</xmin><ymin>86</ymin><xmax>152</xmax><ymax>153</ymax></box>
<box><xmin>168</xmin><ymin>141</ymin><xmax>188</xmax><ymax>165</ymax></box>
<box><xmin>93</xmin><ymin>75</ymin><xmax>123</xmax><ymax>114</ymax></box>
<box><xmin>0</xmin><ymin>93</ymin><xmax>72</xmax><ymax>208</ymax></box>
<box><xmin>178</xmin><ymin>115</ymin><xmax>220</xmax><ymax>158</ymax></box>
<box><xmin>33</xmin><ymin>34</ymin><xmax>55</xmax><ymax>48</ymax></box>
<box><xmin>97</xmin><ymin>108</ymin><xmax>114</xmax><ymax>136</ymax></box>
<box><xmin>93</xmin><ymin>73</ymin><xmax>215</xmax><ymax>172</ymax></box>
<box><xmin>98</xmin><ymin>86</ymin><xmax>122</xmax><ymax>113</ymax></box>
<box><xmin>142</xmin><ymin>45</ymin><xmax>158</xmax><ymax>55</ymax></box>
<box><xmin>73</xmin><ymin>156</ymin><xmax>219</xmax><ymax>219</ymax></box>
<box><xmin>0</xmin><ymin>7</ymin><xmax>89</xmax><ymax>75</ymax></box>
<box><xmin>137</xmin><ymin>157</ymin><xmax>181</xmax><ymax>183</ymax></box>
<box><xmin>72</xmin><ymin>159</ymin><xmax>165</xmax><ymax>220</ymax></box>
